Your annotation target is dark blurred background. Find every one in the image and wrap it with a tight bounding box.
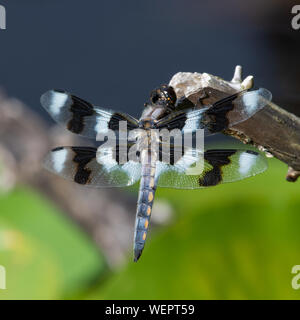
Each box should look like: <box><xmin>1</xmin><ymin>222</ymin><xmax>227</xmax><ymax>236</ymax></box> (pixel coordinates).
<box><xmin>0</xmin><ymin>0</ymin><xmax>300</xmax><ymax>118</ymax></box>
<box><xmin>0</xmin><ymin>0</ymin><xmax>300</xmax><ymax>300</ymax></box>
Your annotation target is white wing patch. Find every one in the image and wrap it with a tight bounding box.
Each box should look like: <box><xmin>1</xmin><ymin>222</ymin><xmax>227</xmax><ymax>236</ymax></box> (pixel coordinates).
<box><xmin>175</xmin><ymin>149</ymin><xmax>201</xmax><ymax>172</ymax></box>
<box><xmin>182</xmin><ymin>109</ymin><xmax>207</xmax><ymax>132</ymax></box>
<box><xmin>241</xmin><ymin>91</ymin><xmax>257</xmax><ymax>114</ymax></box>
<box><xmin>96</xmin><ymin>146</ymin><xmax>142</xmax><ymax>182</ymax></box>
<box><xmin>96</xmin><ymin>147</ymin><xmax>118</xmax><ymax>171</ymax></box>
<box><xmin>49</xmin><ymin>91</ymin><xmax>69</xmax><ymax>115</ymax></box>
<box><xmin>95</xmin><ymin>113</ymin><xmax>111</xmax><ymax>135</ymax></box>
<box><xmin>155</xmin><ymin>161</ymin><xmax>169</xmax><ymax>180</ymax></box>
<box><xmin>122</xmin><ymin>160</ymin><xmax>142</xmax><ymax>184</ymax></box>
<box><xmin>238</xmin><ymin>151</ymin><xmax>257</xmax><ymax>175</ymax></box>
<box><xmin>51</xmin><ymin>148</ymin><xmax>68</xmax><ymax>173</ymax></box>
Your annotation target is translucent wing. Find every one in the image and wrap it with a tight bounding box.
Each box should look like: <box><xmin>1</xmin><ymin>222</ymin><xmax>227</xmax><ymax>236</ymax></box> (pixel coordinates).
<box><xmin>44</xmin><ymin>146</ymin><xmax>141</xmax><ymax>187</ymax></box>
<box><xmin>41</xmin><ymin>90</ymin><xmax>139</xmax><ymax>139</ymax></box>
<box><xmin>156</xmin><ymin>149</ymin><xmax>267</xmax><ymax>189</ymax></box>
<box><xmin>156</xmin><ymin>88</ymin><xmax>272</xmax><ymax>134</ymax></box>
<box><xmin>206</xmin><ymin>87</ymin><xmax>272</xmax><ymax>132</ymax></box>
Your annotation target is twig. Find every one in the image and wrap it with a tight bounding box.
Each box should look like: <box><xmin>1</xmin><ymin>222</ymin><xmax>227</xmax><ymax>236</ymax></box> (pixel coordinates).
<box><xmin>169</xmin><ymin>66</ymin><xmax>300</xmax><ymax>182</ymax></box>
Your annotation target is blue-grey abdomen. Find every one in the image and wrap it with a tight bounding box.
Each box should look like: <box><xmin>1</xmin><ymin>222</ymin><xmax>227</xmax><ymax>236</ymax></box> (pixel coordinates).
<box><xmin>134</xmin><ymin>160</ymin><xmax>157</xmax><ymax>262</ymax></box>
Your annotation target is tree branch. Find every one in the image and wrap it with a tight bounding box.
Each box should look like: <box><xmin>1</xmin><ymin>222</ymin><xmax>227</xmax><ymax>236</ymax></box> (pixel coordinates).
<box><xmin>169</xmin><ymin>66</ymin><xmax>300</xmax><ymax>182</ymax></box>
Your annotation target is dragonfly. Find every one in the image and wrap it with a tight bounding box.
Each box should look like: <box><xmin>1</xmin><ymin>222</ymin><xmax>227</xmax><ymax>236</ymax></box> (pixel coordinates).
<box><xmin>41</xmin><ymin>84</ymin><xmax>271</xmax><ymax>261</ymax></box>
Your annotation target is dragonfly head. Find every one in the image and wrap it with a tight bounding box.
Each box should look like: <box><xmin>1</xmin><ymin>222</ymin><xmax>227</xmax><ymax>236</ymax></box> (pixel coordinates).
<box><xmin>149</xmin><ymin>84</ymin><xmax>177</xmax><ymax>110</ymax></box>
<box><xmin>140</xmin><ymin>85</ymin><xmax>177</xmax><ymax>122</ymax></box>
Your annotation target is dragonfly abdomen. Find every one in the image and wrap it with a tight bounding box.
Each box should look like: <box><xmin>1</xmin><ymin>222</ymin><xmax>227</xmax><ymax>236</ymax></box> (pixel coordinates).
<box><xmin>133</xmin><ymin>150</ymin><xmax>157</xmax><ymax>262</ymax></box>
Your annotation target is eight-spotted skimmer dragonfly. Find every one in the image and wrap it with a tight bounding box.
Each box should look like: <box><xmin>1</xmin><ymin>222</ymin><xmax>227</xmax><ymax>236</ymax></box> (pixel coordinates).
<box><xmin>41</xmin><ymin>85</ymin><xmax>271</xmax><ymax>261</ymax></box>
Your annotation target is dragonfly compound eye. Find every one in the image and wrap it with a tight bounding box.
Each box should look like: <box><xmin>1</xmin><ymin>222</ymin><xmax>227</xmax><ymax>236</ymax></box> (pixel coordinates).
<box><xmin>150</xmin><ymin>85</ymin><xmax>177</xmax><ymax>108</ymax></box>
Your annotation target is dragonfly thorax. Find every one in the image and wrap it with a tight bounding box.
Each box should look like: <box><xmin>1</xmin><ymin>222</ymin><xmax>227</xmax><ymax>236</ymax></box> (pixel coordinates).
<box><xmin>140</xmin><ymin>104</ymin><xmax>170</xmax><ymax>124</ymax></box>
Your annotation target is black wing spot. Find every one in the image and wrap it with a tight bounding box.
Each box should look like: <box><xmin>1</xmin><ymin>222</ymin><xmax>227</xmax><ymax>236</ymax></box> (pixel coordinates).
<box><xmin>67</xmin><ymin>95</ymin><xmax>95</xmax><ymax>134</ymax></box>
<box><xmin>52</xmin><ymin>146</ymin><xmax>64</xmax><ymax>152</ymax></box>
<box><xmin>199</xmin><ymin>167</ymin><xmax>223</xmax><ymax>186</ymax></box>
<box><xmin>199</xmin><ymin>149</ymin><xmax>237</xmax><ymax>186</ymax></box>
<box><xmin>157</xmin><ymin>113</ymin><xmax>188</xmax><ymax>131</ymax></box>
<box><xmin>245</xmin><ymin>150</ymin><xmax>258</xmax><ymax>156</ymax></box>
<box><xmin>54</xmin><ymin>89</ymin><xmax>66</xmax><ymax>94</ymax></box>
<box><xmin>108</xmin><ymin>113</ymin><xmax>124</xmax><ymax>131</ymax></box>
<box><xmin>108</xmin><ymin>112</ymin><xmax>138</xmax><ymax>131</ymax></box>
<box><xmin>71</xmin><ymin>147</ymin><xmax>96</xmax><ymax>184</ymax></box>
<box><xmin>204</xmin><ymin>92</ymin><xmax>241</xmax><ymax>133</ymax></box>
<box><xmin>175</xmin><ymin>96</ymin><xmax>195</xmax><ymax>111</ymax></box>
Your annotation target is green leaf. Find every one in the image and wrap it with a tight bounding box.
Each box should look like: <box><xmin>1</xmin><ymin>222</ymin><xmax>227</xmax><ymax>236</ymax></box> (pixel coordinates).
<box><xmin>87</xmin><ymin>159</ymin><xmax>300</xmax><ymax>300</ymax></box>
<box><xmin>0</xmin><ymin>187</ymin><xmax>106</xmax><ymax>299</ymax></box>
